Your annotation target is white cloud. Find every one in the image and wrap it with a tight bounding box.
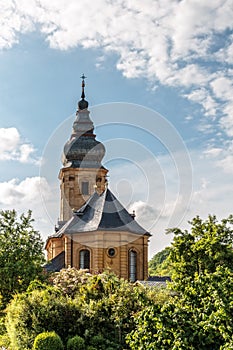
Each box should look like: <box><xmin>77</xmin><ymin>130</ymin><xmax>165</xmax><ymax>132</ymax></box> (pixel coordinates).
<box><xmin>0</xmin><ymin>1</ymin><xmax>231</xmax><ymax>81</ymax></box>
<box><xmin>0</xmin><ymin>177</ymin><xmax>50</xmax><ymax>206</ymax></box>
<box><xmin>217</xmin><ymin>154</ymin><xmax>233</xmax><ymax>174</ymax></box>
<box><xmin>0</xmin><ymin>127</ymin><xmax>20</xmax><ymax>158</ymax></box>
<box><xmin>0</xmin><ymin>176</ymin><xmax>54</xmax><ymax>241</ymax></box>
<box><xmin>0</xmin><ymin>127</ymin><xmax>39</xmax><ymax>164</ymax></box>
<box><xmin>211</xmin><ymin>76</ymin><xmax>233</xmax><ymax>101</ymax></box>
<box><xmin>1</xmin><ymin>0</ymin><xmax>233</xmax><ymax>142</ymax></box>
<box><xmin>185</xmin><ymin>88</ymin><xmax>217</xmax><ymax>118</ymax></box>
<box><xmin>210</xmin><ymin>77</ymin><xmax>233</xmax><ymax>137</ymax></box>
<box><xmin>203</xmin><ymin>147</ymin><xmax>222</xmax><ymax>158</ymax></box>
<box><xmin>128</xmin><ymin>200</ymin><xmax>159</xmax><ymax>231</ymax></box>
<box><xmin>215</xmin><ymin>36</ymin><xmax>233</xmax><ymax>64</ymax></box>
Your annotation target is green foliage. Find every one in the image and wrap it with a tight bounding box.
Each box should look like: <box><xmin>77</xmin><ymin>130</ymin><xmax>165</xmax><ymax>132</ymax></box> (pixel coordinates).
<box><xmin>52</xmin><ymin>268</ymin><xmax>155</xmax><ymax>347</ymax></box>
<box><xmin>148</xmin><ymin>247</ymin><xmax>172</xmax><ymax>276</ymax></box>
<box><xmin>6</xmin><ymin>287</ymin><xmax>81</xmax><ymax>350</ymax></box>
<box><xmin>73</xmin><ymin>271</ymin><xmax>153</xmax><ymax>348</ymax></box>
<box><xmin>89</xmin><ymin>334</ymin><xmax>108</xmax><ymax>349</ymax></box>
<box><xmin>3</xmin><ymin>214</ymin><xmax>233</xmax><ymax>350</ymax></box>
<box><xmin>33</xmin><ymin>331</ymin><xmax>64</xmax><ymax>350</ymax></box>
<box><xmin>128</xmin><ymin>267</ymin><xmax>233</xmax><ymax>349</ymax></box>
<box><xmin>167</xmin><ymin>214</ymin><xmax>233</xmax><ymax>287</ymax></box>
<box><xmin>0</xmin><ymin>333</ymin><xmax>10</xmax><ymax>349</ymax></box>
<box><xmin>5</xmin><ymin>269</ymin><xmax>164</xmax><ymax>349</ymax></box>
<box><xmin>127</xmin><ymin>215</ymin><xmax>233</xmax><ymax>350</ymax></box>
<box><xmin>0</xmin><ymin>209</ymin><xmax>45</xmax><ymax>305</ymax></box>
<box><xmin>67</xmin><ymin>335</ymin><xmax>85</xmax><ymax>350</ymax></box>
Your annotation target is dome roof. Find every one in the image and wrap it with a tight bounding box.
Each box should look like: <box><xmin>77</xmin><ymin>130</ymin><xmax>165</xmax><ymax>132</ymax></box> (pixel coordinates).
<box><xmin>63</xmin><ymin>130</ymin><xmax>106</xmax><ymax>168</ymax></box>
<box><xmin>62</xmin><ymin>76</ymin><xmax>106</xmax><ymax>168</ymax></box>
<box><xmin>78</xmin><ymin>98</ymin><xmax>89</xmax><ymax>110</ymax></box>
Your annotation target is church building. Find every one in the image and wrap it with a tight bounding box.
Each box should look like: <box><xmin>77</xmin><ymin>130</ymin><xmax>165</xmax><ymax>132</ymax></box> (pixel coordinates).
<box><xmin>45</xmin><ymin>76</ymin><xmax>151</xmax><ymax>282</ymax></box>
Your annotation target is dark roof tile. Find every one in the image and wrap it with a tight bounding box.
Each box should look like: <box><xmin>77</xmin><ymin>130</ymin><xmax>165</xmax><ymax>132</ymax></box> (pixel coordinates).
<box><xmin>44</xmin><ymin>251</ymin><xmax>65</xmax><ymax>272</ymax></box>
<box><xmin>56</xmin><ymin>188</ymin><xmax>150</xmax><ymax>236</ymax></box>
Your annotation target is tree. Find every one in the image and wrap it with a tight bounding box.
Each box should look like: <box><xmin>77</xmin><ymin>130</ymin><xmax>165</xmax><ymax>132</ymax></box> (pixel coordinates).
<box><xmin>148</xmin><ymin>247</ymin><xmax>171</xmax><ymax>276</ymax></box>
<box><xmin>167</xmin><ymin>214</ymin><xmax>233</xmax><ymax>288</ymax></box>
<box><xmin>0</xmin><ymin>209</ymin><xmax>45</xmax><ymax>304</ymax></box>
<box><xmin>128</xmin><ymin>267</ymin><xmax>233</xmax><ymax>350</ymax></box>
<box><xmin>127</xmin><ymin>215</ymin><xmax>233</xmax><ymax>350</ymax></box>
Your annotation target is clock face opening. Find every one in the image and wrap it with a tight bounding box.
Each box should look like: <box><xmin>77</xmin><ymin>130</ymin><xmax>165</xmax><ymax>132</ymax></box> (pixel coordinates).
<box><xmin>108</xmin><ymin>248</ymin><xmax>116</xmax><ymax>257</ymax></box>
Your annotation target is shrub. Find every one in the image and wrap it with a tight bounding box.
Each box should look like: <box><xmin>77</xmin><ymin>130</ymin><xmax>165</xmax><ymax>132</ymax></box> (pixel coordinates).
<box><xmin>0</xmin><ymin>333</ymin><xmax>10</xmax><ymax>349</ymax></box>
<box><xmin>89</xmin><ymin>334</ymin><xmax>107</xmax><ymax>349</ymax></box>
<box><xmin>33</xmin><ymin>331</ymin><xmax>63</xmax><ymax>350</ymax></box>
<box><xmin>6</xmin><ymin>288</ymin><xmax>81</xmax><ymax>349</ymax></box>
<box><xmin>67</xmin><ymin>335</ymin><xmax>85</xmax><ymax>349</ymax></box>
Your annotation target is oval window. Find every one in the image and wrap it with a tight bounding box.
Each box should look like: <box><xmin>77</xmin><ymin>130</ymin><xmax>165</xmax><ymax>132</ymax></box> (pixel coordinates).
<box><xmin>108</xmin><ymin>248</ymin><xmax>116</xmax><ymax>257</ymax></box>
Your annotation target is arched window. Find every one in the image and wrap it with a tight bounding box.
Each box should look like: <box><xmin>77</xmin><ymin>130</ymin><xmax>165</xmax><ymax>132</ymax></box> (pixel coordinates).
<box><xmin>82</xmin><ymin>182</ymin><xmax>89</xmax><ymax>195</ymax></box>
<box><xmin>79</xmin><ymin>249</ymin><xmax>90</xmax><ymax>270</ymax></box>
<box><xmin>129</xmin><ymin>250</ymin><xmax>137</xmax><ymax>282</ymax></box>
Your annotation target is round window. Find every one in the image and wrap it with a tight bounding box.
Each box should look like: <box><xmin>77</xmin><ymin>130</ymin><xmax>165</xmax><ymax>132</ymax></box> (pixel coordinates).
<box><xmin>108</xmin><ymin>248</ymin><xmax>116</xmax><ymax>257</ymax></box>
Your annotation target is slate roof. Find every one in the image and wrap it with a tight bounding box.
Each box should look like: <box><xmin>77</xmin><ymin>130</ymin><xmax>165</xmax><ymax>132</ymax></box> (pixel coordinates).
<box><xmin>44</xmin><ymin>251</ymin><xmax>65</xmax><ymax>272</ymax></box>
<box><xmin>148</xmin><ymin>276</ymin><xmax>171</xmax><ymax>282</ymax></box>
<box><xmin>53</xmin><ymin>188</ymin><xmax>150</xmax><ymax>237</ymax></box>
<box><xmin>138</xmin><ymin>276</ymin><xmax>171</xmax><ymax>288</ymax></box>
<box><xmin>138</xmin><ymin>280</ymin><xmax>168</xmax><ymax>288</ymax></box>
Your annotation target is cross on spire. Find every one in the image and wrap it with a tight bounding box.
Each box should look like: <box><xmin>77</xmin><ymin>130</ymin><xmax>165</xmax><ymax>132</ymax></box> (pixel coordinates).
<box><xmin>78</xmin><ymin>73</ymin><xmax>89</xmax><ymax>110</ymax></box>
<box><xmin>80</xmin><ymin>74</ymin><xmax>87</xmax><ymax>99</ymax></box>
<box><xmin>80</xmin><ymin>74</ymin><xmax>87</xmax><ymax>81</ymax></box>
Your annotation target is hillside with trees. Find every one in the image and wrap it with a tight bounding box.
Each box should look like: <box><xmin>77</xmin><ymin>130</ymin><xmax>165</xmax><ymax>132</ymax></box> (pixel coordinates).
<box><xmin>148</xmin><ymin>246</ymin><xmax>172</xmax><ymax>276</ymax></box>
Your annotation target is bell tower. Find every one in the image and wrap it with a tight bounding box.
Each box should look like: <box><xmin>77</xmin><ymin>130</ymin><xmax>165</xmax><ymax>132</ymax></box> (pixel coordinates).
<box><xmin>59</xmin><ymin>75</ymin><xmax>108</xmax><ymax>221</ymax></box>
<box><xmin>46</xmin><ymin>75</ymin><xmax>151</xmax><ymax>280</ymax></box>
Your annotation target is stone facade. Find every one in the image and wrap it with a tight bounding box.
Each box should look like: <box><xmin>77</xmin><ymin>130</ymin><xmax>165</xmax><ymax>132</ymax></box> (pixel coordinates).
<box><xmin>47</xmin><ymin>231</ymin><xmax>149</xmax><ymax>281</ymax></box>
<box><xmin>59</xmin><ymin>167</ymin><xmax>108</xmax><ymax>221</ymax></box>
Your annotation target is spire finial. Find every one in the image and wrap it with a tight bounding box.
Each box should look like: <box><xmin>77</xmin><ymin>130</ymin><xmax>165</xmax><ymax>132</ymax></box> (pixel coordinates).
<box><xmin>78</xmin><ymin>73</ymin><xmax>89</xmax><ymax>110</ymax></box>
<box><xmin>80</xmin><ymin>74</ymin><xmax>87</xmax><ymax>99</ymax></box>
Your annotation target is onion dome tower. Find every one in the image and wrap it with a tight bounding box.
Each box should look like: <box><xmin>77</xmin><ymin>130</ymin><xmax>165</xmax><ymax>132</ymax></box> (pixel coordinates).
<box><xmin>59</xmin><ymin>75</ymin><xmax>108</xmax><ymax>221</ymax></box>
<box><xmin>45</xmin><ymin>75</ymin><xmax>151</xmax><ymax>282</ymax></box>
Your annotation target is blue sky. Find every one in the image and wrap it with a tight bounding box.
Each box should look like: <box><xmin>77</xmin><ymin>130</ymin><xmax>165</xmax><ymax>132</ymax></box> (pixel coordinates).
<box><xmin>0</xmin><ymin>0</ymin><xmax>233</xmax><ymax>256</ymax></box>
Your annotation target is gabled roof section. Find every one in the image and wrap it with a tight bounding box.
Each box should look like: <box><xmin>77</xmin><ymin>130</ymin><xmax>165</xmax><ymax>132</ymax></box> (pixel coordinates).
<box><xmin>56</xmin><ymin>188</ymin><xmax>151</xmax><ymax>236</ymax></box>
<box><xmin>44</xmin><ymin>251</ymin><xmax>65</xmax><ymax>272</ymax></box>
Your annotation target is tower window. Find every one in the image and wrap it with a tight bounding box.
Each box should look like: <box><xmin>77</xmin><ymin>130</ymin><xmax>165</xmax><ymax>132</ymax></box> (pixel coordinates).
<box><xmin>82</xmin><ymin>182</ymin><xmax>89</xmax><ymax>195</ymax></box>
<box><xmin>129</xmin><ymin>250</ymin><xmax>137</xmax><ymax>282</ymax></box>
<box><xmin>79</xmin><ymin>249</ymin><xmax>90</xmax><ymax>269</ymax></box>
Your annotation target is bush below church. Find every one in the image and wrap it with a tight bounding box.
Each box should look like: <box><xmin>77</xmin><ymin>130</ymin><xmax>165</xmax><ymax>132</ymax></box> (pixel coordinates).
<box><xmin>5</xmin><ymin>270</ymin><xmax>165</xmax><ymax>350</ymax></box>
<box><xmin>33</xmin><ymin>331</ymin><xmax>63</xmax><ymax>350</ymax></box>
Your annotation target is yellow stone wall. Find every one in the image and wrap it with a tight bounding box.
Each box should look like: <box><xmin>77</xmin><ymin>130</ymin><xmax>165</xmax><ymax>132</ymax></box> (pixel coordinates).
<box><xmin>63</xmin><ymin>231</ymin><xmax>149</xmax><ymax>280</ymax></box>
<box><xmin>59</xmin><ymin>167</ymin><xmax>108</xmax><ymax>221</ymax></box>
<box><xmin>46</xmin><ymin>237</ymin><xmax>64</xmax><ymax>260</ymax></box>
